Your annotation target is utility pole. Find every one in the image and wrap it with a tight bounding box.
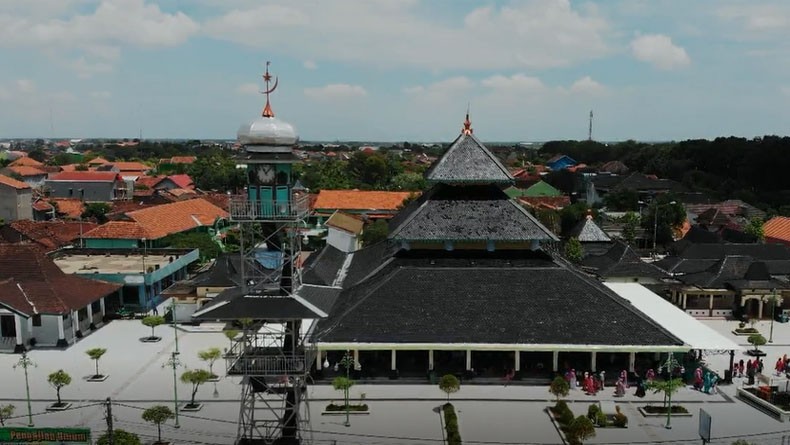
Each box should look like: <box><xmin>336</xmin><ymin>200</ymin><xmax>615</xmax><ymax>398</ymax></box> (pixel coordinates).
<box><xmin>164</xmin><ymin>351</ymin><xmax>182</xmax><ymax>428</ymax></box>
<box><xmin>588</xmin><ymin>110</ymin><xmax>593</xmax><ymax>141</ymax></box>
<box><xmin>105</xmin><ymin>397</ymin><xmax>114</xmax><ymax>445</ymax></box>
<box><xmin>13</xmin><ymin>351</ymin><xmax>36</xmax><ymax>427</ymax></box>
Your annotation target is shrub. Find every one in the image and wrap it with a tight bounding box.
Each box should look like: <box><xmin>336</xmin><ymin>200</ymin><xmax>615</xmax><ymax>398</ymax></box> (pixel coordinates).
<box><xmin>586</xmin><ymin>403</ymin><xmax>599</xmax><ymax>420</ymax></box>
<box><xmin>439</xmin><ymin>374</ymin><xmax>460</xmax><ymax>402</ymax></box>
<box><xmin>568</xmin><ymin>415</ymin><xmax>596</xmax><ymax>444</ymax></box>
<box><xmin>613</xmin><ymin>412</ymin><xmax>628</xmax><ymax>428</ymax></box>
<box><xmin>443</xmin><ymin>403</ymin><xmax>462</xmax><ymax>445</ymax></box>
<box><xmin>596</xmin><ymin>410</ymin><xmax>607</xmax><ymax>427</ymax></box>
<box><xmin>553</xmin><ymin>400</ymin><xmax>574</xmax><ymax>425</ymax></box>
<box><xmin>550</xmin><ymin>375</ymin><xmax>570</xmax><ymax>401</ymax></box>
<box><xmin>96</xmin><ymin>429</ymin><xmax>141</xmax><ymax>445</ymax></box>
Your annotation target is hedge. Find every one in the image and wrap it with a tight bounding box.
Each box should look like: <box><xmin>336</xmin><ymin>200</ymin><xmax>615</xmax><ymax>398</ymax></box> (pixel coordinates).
<box><xmin>443</xmin><ymin>403</ymin><xmax>462</xmax><ymax>445</ymax></box>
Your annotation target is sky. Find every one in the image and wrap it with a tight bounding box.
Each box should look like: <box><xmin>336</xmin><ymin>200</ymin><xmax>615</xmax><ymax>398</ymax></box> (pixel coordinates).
<box><xmin>1</xmin><ymin>0</ymin><xmax>790</xmax><ymax>142</ymax></box>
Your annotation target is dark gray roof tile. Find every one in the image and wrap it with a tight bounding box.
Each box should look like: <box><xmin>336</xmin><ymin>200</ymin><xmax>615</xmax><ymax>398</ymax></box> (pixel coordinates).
<box><xmin>425</xmin><ymin>134</ymin><xmax>513</xmax><ymax>184</ymax></box>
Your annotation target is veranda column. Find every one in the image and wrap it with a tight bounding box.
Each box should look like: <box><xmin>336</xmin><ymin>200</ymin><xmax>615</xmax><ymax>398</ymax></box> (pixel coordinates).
<box><xmin>758</xmin><ymin>299</ymin><xmax>764</xmax><ymax>319</ymax></box>
<box><xmin>353</xmin><ymin>350</ymin><xmax>359</xmax><ymax>367</ymax></box>
<box><xmin>87</xmin><ymin>304</ymin><xmax>94</xmax><ymax>330</ymax></box>
<box><xmin>628</xmin><ymin>352</ymin><xmax>636</xmax><ymax>372</ymax></box>
<box><xmin>26</xmin><ymin>317</ymin><xmax>33</xmax><ymax>336</ymax></box>
<box><xmin>428</xmin><ymin>350</ymin><xmax>434</xmax><ymax>371</ymax></box>
<box><xmin>465</xmin><ymin>350</ymin><xmax>472</xmax><ymax>371</ymax></box>
<box><xmin>590</xmin><ymin>351</ymin><xmax>597</xmax><ymax>372</ymax></box>
<box><xmin>552</xmin><ymin>351</ymin><xmax>559</xmax><ymax>372</ymax></box>
<box><xmin>100</xmin><ymin>297</ymin><xmax>106</xmax><ymax>319</ymax></box>
<box><xmin>14</xmin><ymin>314</ymin><xmax>24</xmax><ymax>353</ymax></box>
<box><xmin>391</xmin><ymin>350</ymin><xmax>397</xmax><ymax>370</ymax></box>
<box><xmin>514</xmin><ymin>350</ymin><xmax>521</xmax><ymax>372</ymax></box>
<box><xmin>56</xmin><ymin>315</ymin><xmax>67</xmax><ymax>347</ymax></box>
<box><xmin>316</xmin><ymin>350</ymin><xmax>322</xmax><ymax>370</ymax></box>
<box><xmin>72</xmin><ymin>310</ymin><xmax>80</xmax><ymax>338</ymax></box>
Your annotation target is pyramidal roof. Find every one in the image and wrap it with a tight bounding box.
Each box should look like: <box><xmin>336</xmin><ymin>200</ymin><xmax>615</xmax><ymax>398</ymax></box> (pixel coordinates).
<box><xmin>569</xmin><ymin>214</ymin><xmax>611</xmax><ymax>242</ymax></box>
<box><xmin>425</xmin><ymin>118</ymin><xmax>513</xmax><ymax>184</ymax></box>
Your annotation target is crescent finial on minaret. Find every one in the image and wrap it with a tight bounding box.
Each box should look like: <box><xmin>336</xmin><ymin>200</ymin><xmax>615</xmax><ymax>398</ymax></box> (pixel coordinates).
<box><xmin>261</xmin><ymin>61</ymin><xmax>278</xmax><ymax>118</ymax></box>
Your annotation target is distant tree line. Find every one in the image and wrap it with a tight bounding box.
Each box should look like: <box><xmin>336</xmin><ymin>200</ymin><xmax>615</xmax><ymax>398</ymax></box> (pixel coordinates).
<box><xmin>540</xmin><ymin>136</ymin><xmax>790</xmax><ymax>215</ymax></box>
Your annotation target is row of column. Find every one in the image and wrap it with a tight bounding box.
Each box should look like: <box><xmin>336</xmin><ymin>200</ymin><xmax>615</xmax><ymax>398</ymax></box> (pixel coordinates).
<box><xmin>317</xmin><ymin>349</ymin><xmax>639</xmax><ymax>373</ymax></box>
<box><xmin>15</xmin><ymin>297</ymin><xmax>107</xmax><ymax>350</ymax></box>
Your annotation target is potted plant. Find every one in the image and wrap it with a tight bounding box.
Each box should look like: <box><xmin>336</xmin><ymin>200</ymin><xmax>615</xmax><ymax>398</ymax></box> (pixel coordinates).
<box><xmin>438</xmin><ymin>374</ymin><xmax>460</xmax><ymax>402</ymax></box>
<box><xmin>141</xmin><ymin>315</ymin><xmax>165</xmax><ymax>342</ymax></box>
<box><xmin>198</xmin><ymin>347</ymin><xmax>222</xmax><ymax>381</ymax></box>
<box><xmin>180</xmin><ymin>369</ymin><xmax>212</xmax><ymax>411</ymax></box>
<box><xmin>47</xmin><ymin>370</ymin><xmax>72</xmax><ymax>410</ymax></box>
<box><xmin>86</xmin><ymin>347</ymin><xmax>108</xmax><ymax>381</ymax></box>
<box><xmin>748</xmin><ymin>333</ymin><xmax>767</xmax><ymax>356</ymax></box>
<box><xmin>142</xmin><ymin>405</ymin><xmax>175</xmax><ymax>444</ymax></box>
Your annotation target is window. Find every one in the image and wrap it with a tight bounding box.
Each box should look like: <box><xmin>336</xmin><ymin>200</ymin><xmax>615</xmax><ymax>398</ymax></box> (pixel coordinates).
<box><xmin>32</xmin><ymin>315</ymin><xmax>41</xmax><ymax>327</ymax></box>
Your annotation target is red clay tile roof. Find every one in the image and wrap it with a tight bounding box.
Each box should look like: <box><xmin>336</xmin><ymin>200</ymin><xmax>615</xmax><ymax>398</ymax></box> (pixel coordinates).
<box><xmin>50</xmin><ymin>198</ymin><xmax>86</xmax><ymax>219</ymax></box>
<box><xmin>49</xmin><ymin>171</ymin><xmax>122</xmax><ymax>181</ymax></box>
<box><xmin>59</xmin><ymin>164</ymin><xmax>80</xmax><ymax>172</ymax></box>
<box><xmin>3</xmin><ymin>220</ymin><xmax>98</xmax><ymax>249</ymax></box>
<box><xmin>313</xmin><ymin>190</ymin><xmax>413</xmax><ymax>211</ymax></box>
<box><xmin>9</xmin><ymin>156</ymin><xmax>44</xmax><ymax>167</ymax></box>
<box><xmin>108</xmin><ymin>161</ymin><xmax>151</xmax><ymax>172</ymax></box>
<box><xmin>765</xmin><ymin>217</ymin><xmax>790</xmax><ymax>244</ymax></box>
<box><xmin>107</xmin><ymin>200</ymin><xmax>158</xmax><ymax>218</ymax></box>
<box><xmin>167</xmin><ymin>156</ymin><xmax>197</xmax><ymax>164</ymax></box>
<box><xmin>87</xmin><ymin>157</ymin><xmax>110</xmax><ymax>165</ymax></box>
<box><xmin>166</xmin><ymin>188</ymin><xmax>197</xmax><ymax>198</ymax></box>
<box><xmin>126</xmin><ymin>198</ymin><xmax>229</xmax><ymax>239</ymax></box>
<box><xmin>32</xmin><ymin>200</ymin><xmax>53</xmax><ymax>211</ymax></box>
<box><xmin>0</xmin><ymin>173</ymin><xmax>31</xmax><ymax>190</ymax></box>
<box><xmin>135</xmin><ymin>175</ymin><xmax>163</xmax><ymax>189</ymax></box>
<box><xmin>518</xmin><ymin>195</ymin><xmax>572</xmax><ymax>210</ymax></box>
<box><xmin>7</xmin><ymin>165</ymin><xmax>47</xmax><ymax>177</ymax></box>
<box><xmin>82</xmin><ymin>221</ymin><xmax>150</xmax><ymax>239</ymax></box>
<box><xmin>0</xmin><ymin>244</ymin><xmax>121</xmax><ymax>315</ymax></box>
<box><xmin>200</xmin><ymin>193</ymin><xmax>230</xmax><ymax>211</ymax></box>
<box><xmin>167</xmin><ymin>174</ymin><xmax>194</xmax><ymax>189</ymax></box>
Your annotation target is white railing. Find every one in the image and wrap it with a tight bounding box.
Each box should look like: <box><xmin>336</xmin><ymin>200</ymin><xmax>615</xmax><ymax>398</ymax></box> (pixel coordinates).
<box><xmin>229</xmin><ymin>193</ymin><xmax>310</xmax><ymax>221</ymax></box>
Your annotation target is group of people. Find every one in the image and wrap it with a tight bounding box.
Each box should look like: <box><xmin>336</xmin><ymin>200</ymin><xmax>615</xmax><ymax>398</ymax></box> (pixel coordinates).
<box><xmin>692</xmin><ymin>366</ymin><xmax>719</xmax><ymax>394</ymax></box>
<box><xmin>734</xmin><ymin>357</ymin><xmax>764</xmax><ymax>385</ymax></box>
<box><xmin>773</xmin><ymin>355</ymin><xmax>790</xmax><ymax>377</ymax></box>
<box><xmin>564</xmin><ymin>368</ymin><xmax>606</xmax><ymax>395</ymax></box>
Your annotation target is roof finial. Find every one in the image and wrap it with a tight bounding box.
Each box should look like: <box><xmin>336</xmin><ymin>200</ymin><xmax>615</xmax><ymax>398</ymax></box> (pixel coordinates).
<box><xmin>261</xmin><ymin>61</ymin><xmax>279</xmax><ymax>118</ymax></box>
<box><xmin>462</xmin><ymin>103</ymin><xmax>473</xmax><ymax>135</ymax></box>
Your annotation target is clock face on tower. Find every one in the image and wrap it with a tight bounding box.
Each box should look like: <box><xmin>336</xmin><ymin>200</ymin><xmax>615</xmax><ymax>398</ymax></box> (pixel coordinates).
<box><xmin>255</xmin><ymin>164</ymin><xmax>275</xmax><ymax>184</ymax></box>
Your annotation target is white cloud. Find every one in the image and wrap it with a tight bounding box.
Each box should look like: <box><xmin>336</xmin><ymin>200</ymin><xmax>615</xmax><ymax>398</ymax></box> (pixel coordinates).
<box><xmin>304</xmin><ymin>84</ymin><xmax>367</xmax><ymax>101</ymax></box>
<box><xmin>630</xmin><ymin>34</ymin><xmax>690</xmax><ymax>70</ymax></box>
<box><xmin>568</xmin><ymin>76</ymin><xmax>606</xmax><ymax>95</ymax></box>
<box><xmin>90</xmin><ymin>91</ymin><xmax>112</xmax><ymax>100</ymax></box>
<box><xmin>0</xmin><ymin>0</ymin><xmax>199</xmax><ymax>77</ymax></box>
<box><xmin>481</xmin><ymin>74</ymin><xmax>545</xmax><ymax>92</ymax></box>
<box><xmin>204</xmin><ymin>0</ymin><xmax>610</xmax><ymax>70</ymax></box>
<box><xmin>403</xmin><ymin>76</ymin><xmax>474</xmax><ymax>98</ymax></box>
<box><xmin>303</xmin><ymin>60</ymin><xmax>317</xmax><ymax>70</ymax></box>
<box><xmin>235</xmin><ymin>82</ymin><xmax>261</xmax><ymax>95</ymax></box>
<box><xmin>16</xmin><ymin>79</ymin><xmax>36</xmax><ymax>94</ymax></box>
<box><xmin>718</xmin><ymin>4</ymin><xmax>790</xmax><ymax>33</ymax></box>
<box><xmin>780</xmin><ymin>86</ymin><xmax>790</xmax><ymax>97</ymax></box>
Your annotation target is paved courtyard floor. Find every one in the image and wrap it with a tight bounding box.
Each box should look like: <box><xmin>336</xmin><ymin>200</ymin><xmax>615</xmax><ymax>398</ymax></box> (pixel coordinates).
<box><xmin>3</xmin><ymin>317</ymin><xmax>790</xmax><ymax>444</ymax></box>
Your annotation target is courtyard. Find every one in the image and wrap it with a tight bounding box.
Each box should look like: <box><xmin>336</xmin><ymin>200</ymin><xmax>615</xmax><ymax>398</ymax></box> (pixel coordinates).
<box><xmin>2</xmin><ymin>316</ymin><xmax>790</xmax><ymax>444</ymax></box>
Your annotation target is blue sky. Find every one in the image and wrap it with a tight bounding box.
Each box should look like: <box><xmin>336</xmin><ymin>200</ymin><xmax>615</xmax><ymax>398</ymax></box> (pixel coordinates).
<box><xmin>1</xmin><ymin>0</ymin><xmax>790</xmax><ymax>142</ymax></box>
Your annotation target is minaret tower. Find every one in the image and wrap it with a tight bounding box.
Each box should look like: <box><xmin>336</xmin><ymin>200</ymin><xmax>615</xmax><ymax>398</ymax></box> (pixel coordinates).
<box><xmin>227</xmin><ymin>62</ymin><xmax>312</xmax><ymax>445</ymax></box>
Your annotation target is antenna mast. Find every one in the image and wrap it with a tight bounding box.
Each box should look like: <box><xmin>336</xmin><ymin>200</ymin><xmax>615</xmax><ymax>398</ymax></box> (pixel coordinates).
<box><xmin>588</xmin><ymin>110</ymin><xmax>593</xmax><ymax>141</ymax></box>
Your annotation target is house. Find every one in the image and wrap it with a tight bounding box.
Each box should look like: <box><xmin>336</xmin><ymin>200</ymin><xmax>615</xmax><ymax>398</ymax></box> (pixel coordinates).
<box><xmin>568</xmin><ymin>213</ymin><xmax>612</xmax><ymax>256</ymax></box>
<box><xmin>545</xmin><ymin>154</ymin><xmax>577</xmax><ymax>171</ymax></box>
<box><xmin>656</xmin><ymin>242</ymin><xmax>790</xmax><ymax>318</ymax></box>
<box><xmin>96</xmin><ymin>161</ymin><xmax>151</xmax><ymax>179</ymax></box>
<box><xmin>9</xmin><ymin>156</ymin><xmax>44</xmax><ymax>168</ymax></box>
<box><xmin>32</xmin><ymin>198</ymin><xmax>85</xmax><ymax>221</ymax></box>
<box><xmin>161</xmin><ymin>254</ymin><xmax>241</xmax><ymax>322</ymax></box>
<box><xmin>581</xmin><ymin>240</ymin><xmax>668</xmax><ymax>284</ymax></box>
<box><xmin>312</xmin><ymin>190</ymin><xmax>413</xmax><ymax>220</ymax></box>
<box><xmin>764</xmin><ymin>216</ymin><xmax>790</xmax><ymax>247</ymax></box>
<box><xmin>586</xmin><ymin>172</ymin><xmax>685</xmax><ymax>205</ymax></box>
<box><xmin>51</xmin><ymin>247</ymin><xmax>198</xmax><ymax>313</ymax></box>
<box><xmin>324</xmin><ymin>211</ymin><xmax>364</xmax><ymax>253</ymax></box>
<box><xmin>4</xmin><ymin>166</ymin><xmax>48</xmax><ymax>187</ymax></box>
<box><xmin>81</xmin><ymin>197</ymin><xmax>229</xmax><ymax>248</ymax></box>
<box><xmin>523</xmin><ymin>180</ymin><xmax>562</xmax><ymax>197</ymax></box>
<box><xmin>599</xmin><ymin>160</ymin><xmax>629</xmax><ymax>175</ymax></box>
<box><xmin>0</xmin><ymin>174</ymin><xmax>32</xmax><ymax>221</ymax></box>
<box><xmin>0</xmin><ymin>220</ymin><xmax>97</xmax><ymax>250</ymax></box>
<box><xmin>0</xmin><ymin>244</ymin><xmax>122</xmax><ymax>351</ymax></box>
<box><xmin>45</xmin><ymin>171</ymin><xmax>129</xmax><ymax>201</ymax></box>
